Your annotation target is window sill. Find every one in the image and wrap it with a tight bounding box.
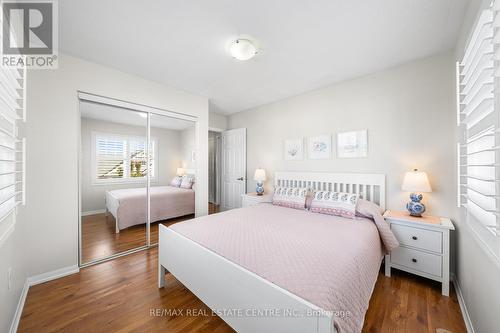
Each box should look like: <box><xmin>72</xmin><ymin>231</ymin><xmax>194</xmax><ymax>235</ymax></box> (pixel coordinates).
<box><xmin>91</xmin><ymin>179</ymin><xmax>158</xmax><ymax>186</ymax></box>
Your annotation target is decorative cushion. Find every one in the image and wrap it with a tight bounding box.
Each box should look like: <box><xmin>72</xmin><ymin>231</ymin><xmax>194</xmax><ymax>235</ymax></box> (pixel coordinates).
<box><xmin>180</xmin><ymin>175</ymin><xmax>195</xmax><ymax>189</ymax></box>
<box><xmin>272</xmin><ymin>187</ymin><xmax>308</xmax><ymax>210</ymax></box>
<box><xmin>310</xmin><ymin>191</ymin><xmax>358</xmax><ymax>219</ymax></box>
<box><xmin>170</xmin><ymin>176</ymin><xmax>182</xmax><ymax>187</ymax></box>
<box><xmin>355</xmin><ymin>199</ymin><xmax>384</xmax><ymax>218</ymax></box>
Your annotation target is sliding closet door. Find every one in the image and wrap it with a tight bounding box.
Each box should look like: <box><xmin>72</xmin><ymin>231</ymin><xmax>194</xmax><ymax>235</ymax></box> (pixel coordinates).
<box><xmin>148</xmin><ymin>113</ymin><xmax>196</xmax><ymax>245</ymax></box>
<box><xmin>79</xmin><ymin>101</ymin><xmax>148</xmax><ymax>265</ymax></box>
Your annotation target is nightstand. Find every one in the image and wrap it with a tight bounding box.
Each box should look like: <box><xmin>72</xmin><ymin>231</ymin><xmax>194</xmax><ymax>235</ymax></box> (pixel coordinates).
<box><xmin>383</xmin><ymin>210</ymin><xmax>455</xmax><ymax>296</ymax></box>
<box><xmin>241</xmin><ymin>192</ymin><xmax>272</xmax><ymax>207</ymax></box>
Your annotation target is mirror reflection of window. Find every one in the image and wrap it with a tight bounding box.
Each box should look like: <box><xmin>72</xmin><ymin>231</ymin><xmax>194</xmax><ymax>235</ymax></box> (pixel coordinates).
<box><xmin>79</xmin><ymin>99</ymin><xmax>197</xmax><ymax>265</ymax></box>
<box><xmin>80</xmin><ymin>101</ymin><xmax>147</xmax><ymax>265</ymax></box>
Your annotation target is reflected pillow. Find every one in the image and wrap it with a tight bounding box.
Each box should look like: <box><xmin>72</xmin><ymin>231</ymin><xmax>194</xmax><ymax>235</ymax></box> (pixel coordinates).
<box><xmin>180</xmin><ymin>175</ymin><xmax>195</xmax><ymax>189</ymax></box>
<box><xmin>170</xmin><ymin>176</ymin><xmax>182</xmax><ymax>187</ymax></box>
<box><xmin>310</xmin><ymin>191</ymin><xmax>358</xmax><ymax>219</ymax></box>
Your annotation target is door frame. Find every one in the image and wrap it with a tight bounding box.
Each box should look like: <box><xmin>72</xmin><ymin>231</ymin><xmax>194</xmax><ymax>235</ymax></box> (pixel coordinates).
<box><xmin>77</xmin><ymin>91</ymin><xmax>199</xmax><ymax>268</ymax></box>
<box><xmin>209</xmin><ymin>127</ymin><xmax>223</xmax><ymax>205</ymax></box>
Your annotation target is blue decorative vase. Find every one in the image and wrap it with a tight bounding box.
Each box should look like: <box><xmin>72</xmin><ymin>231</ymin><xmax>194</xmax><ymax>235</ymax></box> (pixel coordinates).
<box><xmin>406</xmin><ymin>193</ymin><xmax>425</xmax><ymax>217</ymax></box>
<box><xmin>256</xmin><ymin>182</ymin><xmax>264</xmax><ymax>196</ymax></box>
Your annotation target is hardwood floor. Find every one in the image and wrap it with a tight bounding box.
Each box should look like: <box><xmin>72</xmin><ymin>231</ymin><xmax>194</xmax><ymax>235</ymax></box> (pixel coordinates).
<box><xmin>81</xmin><ymin>213</ymin><xmax>193</xmax><ymax>263</ymax></box>
<box><xmin>209</xmin><ymin>202</ymin><xmax>220</xmax><ymax>214</ymax></box>
<box><xmin>19</xmin><ymin>247</ymin><xmax>466</xmax><ymax>333</ymax></box>
<box><xmin>82</xmin><ymin>203</ymin><xmax>219</xmax><ymax>263</ymax></box>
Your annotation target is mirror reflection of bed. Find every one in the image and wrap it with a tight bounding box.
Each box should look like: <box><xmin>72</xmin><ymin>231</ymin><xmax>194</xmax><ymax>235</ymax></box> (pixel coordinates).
<box><xmin>79</xmin><ymin>100</ymin><xmax>197</xmax><ymax>265</ymax></box>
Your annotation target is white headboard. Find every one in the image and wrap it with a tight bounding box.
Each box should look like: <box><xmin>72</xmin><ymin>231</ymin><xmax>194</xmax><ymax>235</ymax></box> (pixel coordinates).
<box><xmin>274</xmin><ymin>171</ymin><xmax>386</xmax><ymax>210</ymax></box>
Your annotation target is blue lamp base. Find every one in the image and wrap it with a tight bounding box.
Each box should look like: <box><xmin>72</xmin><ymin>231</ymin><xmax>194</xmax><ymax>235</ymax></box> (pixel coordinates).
<box><xmin>406</xmin><ymin>193</ymin><xmax>425</xmax><ymax>217</ymax></box>
<box><xmin>256</xmin><ymin>182</ymin><xmax>264</xmax><ymax>196</ymax></box>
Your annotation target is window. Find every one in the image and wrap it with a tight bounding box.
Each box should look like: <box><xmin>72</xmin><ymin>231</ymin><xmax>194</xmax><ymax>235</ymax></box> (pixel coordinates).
<box><xmin>457</xmin><ymin>1</ymin><xmax>500</xmax><ymax>259</ymax></box>
<box><xmin>0</xmin><ymin>66</ymin><xmax>26</xmax><ymax>245</ymax></box>
<box><xmin>92</xmin><ymin>132</ymin><xmax>156</xmax><ymax>184</ymax></box>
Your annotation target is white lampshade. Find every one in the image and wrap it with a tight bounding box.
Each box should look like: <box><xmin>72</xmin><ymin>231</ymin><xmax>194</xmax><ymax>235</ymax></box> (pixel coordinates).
<box><xmin>176</xmin><ymin>167</ymin><xmax>185</xmax><ymax>176</ymax></box>
<box><xmin>229</xmin><ymin>39</ymin><xmax>257</xmax><ymax>61</ymax></box>
<box><xmin>254</xmin><ymin>168</ymin><xmax>266</xmax><ymax>182</ymax></box>
<box><xmin>402</xmin><ymin>169</ymin><xmax>432</xmax><ymax>193</ymax></box>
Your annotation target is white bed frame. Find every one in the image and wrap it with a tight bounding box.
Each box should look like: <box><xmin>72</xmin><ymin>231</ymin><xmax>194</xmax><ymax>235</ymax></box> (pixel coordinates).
<box><xmin>158</xmin><ymin>171</ymin><xmax>385</xmax><ymax>333</ymax></box>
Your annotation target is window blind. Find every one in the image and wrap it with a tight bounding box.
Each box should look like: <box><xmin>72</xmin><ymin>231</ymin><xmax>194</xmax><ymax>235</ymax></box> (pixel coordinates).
<box><xmin>458</xmin><ymin>1</ymin><xmax>500</xmax><ymax>237</ymax></box>
<box><xmin>93</xmin><ymin>133</ymin><xmax>155</xmax><ymax>183</ymax></box>
<box><xmin>95</xmin><ymin>136</ymin><xmax>126</xmax><ymax>180</ymax></box>
<box><xmin>0</xmin><ymin>66</ymin><xmax>26</xmax><ymax>225</ymax></box>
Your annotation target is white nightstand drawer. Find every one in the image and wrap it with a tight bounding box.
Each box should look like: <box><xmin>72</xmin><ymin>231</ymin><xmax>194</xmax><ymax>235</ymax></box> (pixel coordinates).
<box><xmin>391</xmin><ymin>247</ymin><xmax>442</xmax><ymax>277</ymax></box>
<box><xmin>391</xmin><ymin>224</ymin><xmax>442</xmax><ymax>253</ymax></box>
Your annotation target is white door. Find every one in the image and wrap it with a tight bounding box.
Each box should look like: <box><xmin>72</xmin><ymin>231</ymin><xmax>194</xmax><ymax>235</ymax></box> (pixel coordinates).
<box><xmin>221</xmin><ymin>128</ymin><xmax>246</xmax><ymax>210</ymax></box>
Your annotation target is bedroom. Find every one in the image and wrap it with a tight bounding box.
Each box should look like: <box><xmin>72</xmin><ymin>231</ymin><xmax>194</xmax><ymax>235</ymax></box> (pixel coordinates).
<box><xmin>0</xmin><ymin>1</ymin><xmax>499</xmax><ymax>333</ymax></box>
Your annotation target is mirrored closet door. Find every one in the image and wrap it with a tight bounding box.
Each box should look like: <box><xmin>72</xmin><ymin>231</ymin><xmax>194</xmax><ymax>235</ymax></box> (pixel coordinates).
<box><xmin>149</xmin><ymin>113</ymin><xmax>196</xmax><ymax>246</ymax></box>
<box><xmin>79</xmin><ymin>101</ymin><xmax>148</xmax><ymax>265</ymax></box>
<box><xmin>79</xmin><ymin>96</ymin><xmax>197</xmax><ymax>266</ymax></box>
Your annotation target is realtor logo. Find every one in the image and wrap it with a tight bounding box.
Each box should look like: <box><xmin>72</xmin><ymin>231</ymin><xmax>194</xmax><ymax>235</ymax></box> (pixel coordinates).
<box><xmin>1</xmin><ymin>0</ymin><xmax>58</xmax><ymax>68</ymax></box>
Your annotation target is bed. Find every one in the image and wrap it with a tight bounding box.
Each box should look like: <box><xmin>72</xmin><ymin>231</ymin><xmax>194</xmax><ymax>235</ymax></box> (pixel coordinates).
<box><xmin>158</xmin><ymin>172</ymin><xmax>394</xmax><ymax>333</ymax></box>
<box><xmin>105</xmin><ymin>185</ymin><xmax>195</xmax><ymax>233</ymax></box>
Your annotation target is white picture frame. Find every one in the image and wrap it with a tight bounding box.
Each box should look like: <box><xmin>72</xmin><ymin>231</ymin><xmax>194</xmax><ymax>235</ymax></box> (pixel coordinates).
<box><xmin>307</xmin><ymin>135</ymin><xmax>331</xmax><ymax>159</ymax></box>
<box><xmin>337</xmin><ymin>130</ymin><xmax>368</xmax><ymax>158</ymax></box>
<box><xmin>284</xmin><ymin>138</ymin><xmax>304</xmax><ymax>160</ymax></box>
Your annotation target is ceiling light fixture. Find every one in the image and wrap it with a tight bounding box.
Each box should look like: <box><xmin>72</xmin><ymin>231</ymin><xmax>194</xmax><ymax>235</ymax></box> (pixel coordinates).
<box><xmin>229</xmin><ymin>39</ymin><xmax>257</xmax><ymax>61</ymax></box>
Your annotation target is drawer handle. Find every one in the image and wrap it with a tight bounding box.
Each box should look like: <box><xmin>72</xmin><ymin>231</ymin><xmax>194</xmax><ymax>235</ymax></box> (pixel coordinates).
<box><xmin>411</xmin><ymin>236</ymin><xmax>418</xmax><ymax>240</ymax></box>
<box><xmin>411</xmin><ymin>258</ymin><xmax>418</xmax><ymax>263</ymax></box>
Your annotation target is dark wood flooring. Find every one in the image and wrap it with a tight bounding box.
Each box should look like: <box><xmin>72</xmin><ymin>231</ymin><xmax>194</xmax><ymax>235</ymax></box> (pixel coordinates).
<box><xmin>81</xmin><ymin>203</ymin><xmax>220</xmax><ymax>263</ymax></box>
<box><xmin>19</xmin><ymin>248</ymin><xmax>466</xmax><ymax>333</ymax></box>
<box><xmin>81</xmin><ymin>213</ymin><xmax>193</xmax><ymax>263</ymax></box>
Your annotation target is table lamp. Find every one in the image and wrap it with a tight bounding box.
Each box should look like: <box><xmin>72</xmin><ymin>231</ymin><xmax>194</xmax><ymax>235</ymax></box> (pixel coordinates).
<box><xmin>402</xmin><ymin>169</ymin><xmax>432</xmax><ymax>217</ymax></box>
<box><xmin>254</xmin><ymin>168</ymin><xmax>266</xmax><ymax>196</ymax></box>
<box><xmin>176</xmin><ymin>167</ymin><xmax>185</xmax><ymax>176</ymax></box>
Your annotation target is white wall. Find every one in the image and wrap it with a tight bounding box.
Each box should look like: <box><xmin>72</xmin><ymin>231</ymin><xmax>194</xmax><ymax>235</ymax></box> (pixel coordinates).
<box><xmin>1</xmin><ymin>53</ymin><xmax>209</xmax><ymax>333</ymax></box>
<box><xmin>0</xmin><ymin>214</ymin><xmax>29</xmax><ymax>333</ymax></box>
<box><xmin>180</xmin><ymin>126</ymin><xmax>196</xmax><ymax>171</ymax></box>
<box><xmin>453</xmin><ymin>1</ymin><xmax>500</xmax><ymax>332</ymax></box>
<box><xmin>80</xmin><ymin>118</ymin><xmax>185</xmax><ymax>212</ymax></box>
<box><xmin>209</xmin><ymin>111</ymin><xmax>228</xmax><ymax>130</ymax></box>
<box><xmin>229</xmin><ymin>52</ymin><xmax>457</xmax><ymax>218</ymax></box>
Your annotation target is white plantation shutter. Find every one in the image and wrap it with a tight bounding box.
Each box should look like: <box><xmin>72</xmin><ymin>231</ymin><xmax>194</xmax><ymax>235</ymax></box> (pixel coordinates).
<box><xmin>458</xmin><ymin>1</ymin><xmax>500</xmax><ymax>251</ymax></box>
<box><xmin>129</xmin><ymin>139</ymin><xmax>147</xmax><ymax>178</ymax></box>
<box><xmin>93</xmin><ymin>133</ymin><xmax>156</xmax><ymax>183</ymax></box>
<box><xmin>0</xmin><ymin>65</ymin><xmax>26</xmax><ymax>229</ymax></box>
<box><xmin>95</xmin><ymin>135</ymin><xmax>126</xmax><ymax>180</ymax></box>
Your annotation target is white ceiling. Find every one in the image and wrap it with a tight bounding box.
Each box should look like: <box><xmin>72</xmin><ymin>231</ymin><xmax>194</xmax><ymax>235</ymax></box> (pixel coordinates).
<box><xmin>61</xmin><ymin>0</ymin><xmax>470</xmax><ymax>114</ymax></box>
<box><xmin>80</xmin><ymin>101</ymin><xmax>194</xmax><ymax>130</ymax></box>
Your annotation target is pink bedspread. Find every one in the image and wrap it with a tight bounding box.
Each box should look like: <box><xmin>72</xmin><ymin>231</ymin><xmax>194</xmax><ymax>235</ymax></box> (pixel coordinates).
<box><xmin>106</xmin><ymin>186</ymin><xmax>194</xmax><ymax>230</ymax></box>
<box><xmin>169</xmin><ymin>203</ymin><xmax>396</xmax><ymax>333</ymax></box>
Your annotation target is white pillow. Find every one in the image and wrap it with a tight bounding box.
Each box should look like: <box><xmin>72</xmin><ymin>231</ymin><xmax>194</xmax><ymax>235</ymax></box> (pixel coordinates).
<box><xmin>272</xmin><ymin>187</ymin><xmax>308</xmax><ymax>210</ymax></box>
<box><xmin>180</xmin><ymin>175</ymin><xmax>194</xmax><ymax>189</ymax></box>
<box><xmin>310</xmin><ymin>191</ymin><xmax>358</xmax><ymax>219</ymax></box>
<box><xmin>170</xmin><ymin>176</ymin><xmax>182</xmax><ymax>187</ymax></box>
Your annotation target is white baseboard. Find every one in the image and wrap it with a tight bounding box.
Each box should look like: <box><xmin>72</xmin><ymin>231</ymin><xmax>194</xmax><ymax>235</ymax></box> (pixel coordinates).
<box><xmin>452</xmin><ymin>274</ymin><xmax>475</xmax><ymax>333</ymax></box>
<box><xmin>27</xmin><ymin>265</ymin><xmax>79</xmax><ymax>286</ymax></box>
<box><xmin>81</xmin><ymin>209</ymin><xmax>106</xmax><ymax>217</ymax></box>
<box><xmin>9</xmin><ymin>265</ymin><xmax>80</xmax><ymax>333</ymax></box>
<box><xmin>9</xmin><ymin>280</ymin><xmax>29</xmax><ymax>333</ymax></box>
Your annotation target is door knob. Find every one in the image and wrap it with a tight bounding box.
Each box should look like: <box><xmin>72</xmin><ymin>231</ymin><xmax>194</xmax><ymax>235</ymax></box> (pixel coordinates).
<box><xmin>237</xmin><ymin>177</ymin><xmax>244</xmax><ymax>181</ymax></box>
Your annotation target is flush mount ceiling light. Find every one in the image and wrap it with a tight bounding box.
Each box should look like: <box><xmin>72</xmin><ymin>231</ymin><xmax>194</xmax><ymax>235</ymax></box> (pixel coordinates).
<box><xmin>229</xmin><ymin>39</ymin><xmax>257</xmax><ymax>61</ymax></box>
